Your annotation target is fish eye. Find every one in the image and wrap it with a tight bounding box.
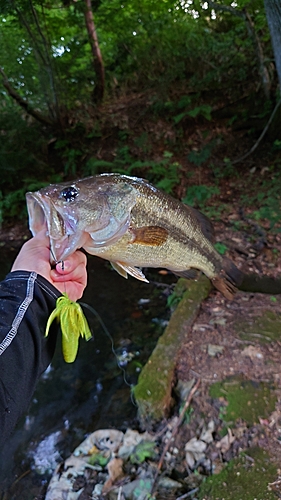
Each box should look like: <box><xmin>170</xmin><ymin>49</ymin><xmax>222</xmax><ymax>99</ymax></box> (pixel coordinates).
<box><xmin>60</xmin><ymin>186</ymin><xmax>78</xmax><ymax>202</ymax></box>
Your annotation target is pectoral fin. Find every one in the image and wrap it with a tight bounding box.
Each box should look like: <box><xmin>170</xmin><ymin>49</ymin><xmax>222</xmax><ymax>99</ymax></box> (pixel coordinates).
<box><xmin>130</xmin><ymin>226</ymin><xmax>168</xmax><ymax>246</ymax></box>
<box><xmin>111</xmin><ymin>261</ymin><xmax>149</xmax><ymax>283</ymax></box>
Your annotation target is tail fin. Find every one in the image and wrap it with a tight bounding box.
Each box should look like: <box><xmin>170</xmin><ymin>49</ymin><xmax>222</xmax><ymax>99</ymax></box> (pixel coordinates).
<box><xmin>211</xmin><ymin>257</ymin><xmax>244</xmax><ymax>300</ymax></box>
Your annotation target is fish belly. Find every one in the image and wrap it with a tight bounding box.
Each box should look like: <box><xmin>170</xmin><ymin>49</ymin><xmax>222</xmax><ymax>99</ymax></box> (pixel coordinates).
<box><xmin>85</xmin><ymin>231</ymin><xmax>219</xmax><ymax>279</ymax></box>
<box><xmin>83</xmin><ymin>178</ymin><xmax>222</xmax><ymax>279</ymax></box>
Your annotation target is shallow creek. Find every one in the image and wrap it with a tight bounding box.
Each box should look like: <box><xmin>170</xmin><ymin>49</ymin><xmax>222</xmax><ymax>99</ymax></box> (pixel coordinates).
<box><xmin>0</xmin><ymin>251</ymin><xmax>173</xmax><ymax>499</ymax></box>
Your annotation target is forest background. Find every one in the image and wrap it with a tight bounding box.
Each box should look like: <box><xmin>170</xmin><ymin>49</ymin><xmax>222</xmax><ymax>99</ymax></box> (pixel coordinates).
<box><xmin>0</xmin><ymin>0</ymin><xmax>281</xmax><ymax>230</ymax></box>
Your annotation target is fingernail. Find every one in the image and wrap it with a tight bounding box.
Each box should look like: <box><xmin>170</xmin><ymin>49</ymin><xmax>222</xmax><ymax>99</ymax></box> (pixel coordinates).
<box><xmin>57</xmin><ymin>260</ymin><xmax>71</xmax><ymax>271</ymax></box>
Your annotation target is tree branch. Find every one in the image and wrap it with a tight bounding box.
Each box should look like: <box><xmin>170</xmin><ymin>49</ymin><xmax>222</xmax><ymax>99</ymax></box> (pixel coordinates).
<box><xmin>29</xmin><ymin>0</ymin><xmax>60</xmax><ymax>120</ymax></box>
<box><xmin>207</xmin><ymin>1</ymin><xmax>271</xmax><ymax>99</ymax></box>
<box><xmin>152</xmin><ymin>378</ymin><xmax>201</xmax><ymax>495</ymax></box>
<box><xmin>231</xmin><ymin>98</ymin><xmax>281</xmax><ymax>165</ymax></box>
<box><xmin>83</xmin><ymin>0</ymin><xmax>105</xmax><ymax>103</ymax></box>
<box><xmin>207</xmin><ymin>0</ymin><xmax>245</xmax><ymax>19</ymax></box>
<box><xmin>0</xmin><ymin>68</ymin><xmax>53</xmax><ymax>126</ymax></box>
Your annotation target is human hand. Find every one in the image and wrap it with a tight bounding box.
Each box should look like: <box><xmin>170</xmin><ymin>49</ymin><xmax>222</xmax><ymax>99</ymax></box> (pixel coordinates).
<box><xmin>11</xmin><ymin>230</ymin><xmax>87</xmax><ymax>301</ymax></box>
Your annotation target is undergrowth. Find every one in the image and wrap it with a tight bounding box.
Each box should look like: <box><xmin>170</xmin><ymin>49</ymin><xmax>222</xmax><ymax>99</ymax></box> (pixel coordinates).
<box><xmin>241</xmin><ymin>165</ymin><xmax>281</xmax><ymax>232</ymax></box>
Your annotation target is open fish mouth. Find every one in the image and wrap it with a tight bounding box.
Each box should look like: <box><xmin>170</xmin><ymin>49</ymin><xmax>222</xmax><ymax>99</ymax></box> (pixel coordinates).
<box><xmin>26</xmin><ymin>192</ymin><xmax>76</xmax><ymax>262</ymax></box>
<box><xmin>26</xmin><ymin>192</ymin><xmax>69</xmax><ymax>237</ymax></box>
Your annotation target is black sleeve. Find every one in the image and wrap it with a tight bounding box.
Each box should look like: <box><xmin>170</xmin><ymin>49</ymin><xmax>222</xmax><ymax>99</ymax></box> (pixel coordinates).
<box><xmin>0</xmin><ymin>271</ymin><xmax>61</xmax><ymax>446</ymax></box>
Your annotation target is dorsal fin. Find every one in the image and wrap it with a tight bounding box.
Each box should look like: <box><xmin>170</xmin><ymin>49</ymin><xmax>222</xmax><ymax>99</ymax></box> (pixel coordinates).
<box><xmin>189</xmin><ymin>206</ymin><xmax>215</xmax><ymax>243</ymax></box>
<box><xmin>173</xmin><ymin>269</ymin><xmax>201</xmax><ymax>280</ymax></box>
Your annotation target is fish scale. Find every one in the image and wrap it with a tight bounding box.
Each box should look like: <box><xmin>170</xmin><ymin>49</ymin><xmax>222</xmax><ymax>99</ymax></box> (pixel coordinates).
<box><xmin>26</xmin><ymin>173</ymin><xmax>243</xmax><ymax>299</ymax></box>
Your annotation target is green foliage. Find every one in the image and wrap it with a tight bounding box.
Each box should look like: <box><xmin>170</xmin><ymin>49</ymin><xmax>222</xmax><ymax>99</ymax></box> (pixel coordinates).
<box><xmin>88</xmin><ymin>453</ymin><xmax>110</xmax><ymax>467</ymax></box>
<box><xmin>0</xmin><ymin>179</ymin><xmax>50</xmax><ymax>222</ymax></box>
<box><xmin>130</xmin><ymin>441</ymin><xmax>157</xmax><ymax>465</ymax></box>
<box><xmin>273</xmin><ymin>139</ymin><xmax>281</xmax><ymax>151</ymax></box>
<box><xmin>188</xmin><ymin>142</ymin><xmax>214</xmax><ymax>167</ymax></box>
<box><xmin>182</xmin><ymin>185</ymin><xmax>220</xmax><ymax>208</ymax></box>
<box><xmin>0</xmin><ymin>103</ymin><xmax>46</xmax><ymax>189</ymax></box>
<box><xmin>166</xmin><ymin>289</ymin><xmax>182</xmax><ymax>310</ymax></box>
<box><xmin>85</xmin><ymin>150</ymin><xmax>181</xmax><ymax>194</ymax></box>
<box><xmin>180</xmin><ymin>404</ymin><xmax>194</xmax><ymax>425</ymax></box>
<box><xmin>211</xmin><ymin>157</ymin><xmax>238</xmax><ymax>179</ymax></box>
<box><xmin>167</xmin><ymin>278</ymin><xmax>188</xmax><ymax>310</ymax></box>
<box><xmin>174</xmin><ymin>104</ymin><xmax>212</xmax><ymax>124</ymax></box>
<box><xmin>241</xmin><ymin>169</ymin><xmax>281</xmax><ymax>231</ymax></box>
<box><xmin>0</xmin><ymin>0</ymin><xmax>271</xmax><ymax>111</ymax></box>
<box><xmin>251</xmin><ymin>191</ymin><xmax>281</xmax><ymax>230</ymax></box>
<box><xmin>149</xmin><ymin>152</ymin><xmax>181</xmax><ymax>194</ymax></box>
<box><xmin>214</xmin><ymin>242</ymin><xmax>228</xmax><ymax>255</ymax></box>
<box><xmin>131</xmin><ymin>478</ymin><xmax>155</xmax><ymax>500</ymax></box>
<box><xmin>0</xmin><ymin>0</ymin><xmax>276</xmax><ymax>226</ymax></box>
<box><xmin>55</xmin><ymin>140</ymin><xmax>83</xmax><ymax>176</ymax></box>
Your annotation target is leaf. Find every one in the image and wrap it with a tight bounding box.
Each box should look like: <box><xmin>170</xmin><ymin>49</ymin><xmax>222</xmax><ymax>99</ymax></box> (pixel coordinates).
<box><xmin>187</xmin><ymin>105</ymin><xmax>212</xmax><ymax>120</ymax></box>
<box><xmin>185</xmin><ymin>437</ymin><xmax>207</xmax><ymax>469</ymax></box>
<box><xmin>88</xmin><ymin>452</ymin><xmax>110</xmax><ymax>467</ymax></box>
<box><xmin>130</xmin><ymin>440</ymin><xmax>156</xmax><ymax>464</ymax></box>
<box><xmin>215</xmin><ymin>428</ymin><xmax>235</xmax><ymax>454</ymax></box>
<box><xmin>173</xmin><ymin>111</ymin><xmax>187</xmax><ymax>124</ymax></box>
<box><xmin>182</xmin><ymin>185</ymin><xmax>220</xmax><ymax>207</ymax></box>
<box><xmin>214</xmin><ymin>242</ymin><xmax>228</xmax><ymax>255</ymax></box>
<box><xmin>102</xmin><ymin>457</ymin><xmax>124</xmax><ymax>493</ymax></box>
<box><xmin>199</xmin><ymin>420</ymin><xmax>215</xmax><ymax>444</ymax></box>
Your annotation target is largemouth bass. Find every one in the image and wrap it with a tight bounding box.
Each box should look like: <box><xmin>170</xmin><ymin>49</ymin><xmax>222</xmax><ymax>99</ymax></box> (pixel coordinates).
<box><xmin>26</xmin><ymin>173</ymin><xmax>243</xmax><ymax>299</ymax></box>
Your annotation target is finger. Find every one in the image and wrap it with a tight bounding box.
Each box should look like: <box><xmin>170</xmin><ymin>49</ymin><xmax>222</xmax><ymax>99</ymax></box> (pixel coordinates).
<box><xmin>51</xmin><ymin>262</ymin><xmax>87</xmax><ymax>287</ymax></box>
<box><xmin>11</xmin><ymin>231</ymin><xmax>51</xmax><ymax>273</ymax></box>
<box><xmin>55</xmin><ymin>281</ymin><xmax>85</xmax><ymax>301</ymax></box>
<box><xmin>30</xmin><ymin>228</ymin><xmax>50</xmax><ymax>246</ymax></box>
<box><xmin>55</xmin><ymin>251</ymin><xmax>87</xmax><ymax>275</ymax></box>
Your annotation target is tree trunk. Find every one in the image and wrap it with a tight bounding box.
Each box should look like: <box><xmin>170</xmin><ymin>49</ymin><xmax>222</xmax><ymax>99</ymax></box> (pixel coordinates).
<box><xmin>264</xmin><ymin>0</ymin><xmax>281</xmax><ymax>92</ymax></box>
<box><xmin>83</xmin><ymin>0</ymin><xmax>105</xmax><ymax>103</ymax></box>
<box><xmin>244</xmin><ymin>9</ymin><xmax>271</xmax><ymax>100</ymax></box>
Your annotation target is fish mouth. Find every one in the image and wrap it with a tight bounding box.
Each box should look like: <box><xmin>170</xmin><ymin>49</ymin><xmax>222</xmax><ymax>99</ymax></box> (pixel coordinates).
<box><xmin>26</xmin><ymin>192</ymin><xmax>77</xmax><ymax>262</ymax></box>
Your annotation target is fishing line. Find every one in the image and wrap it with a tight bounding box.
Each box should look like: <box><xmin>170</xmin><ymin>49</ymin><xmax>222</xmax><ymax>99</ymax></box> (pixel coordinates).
<box><xmin>80</xmin><ymin>301</ymin><xmax>137</xmax><ymax>406</ymax></box>
<box><xmin>49</xmin><ymin>246</ymin><xmax>136</xmax><ymax>403</ymax></box>
<box><xmin>50</xmin><ymin>246</ymin><xmax>66</xmax><ymax>293</ymax></box>
<box><xmin>60</xmin><ymin>260</ymin><xmax>67</xmax><ymax>295</ymax></box>
<box><xmin>50</xmin><ymin>247</ymin><xmax>58</xmax><ymax>266</ymax></box>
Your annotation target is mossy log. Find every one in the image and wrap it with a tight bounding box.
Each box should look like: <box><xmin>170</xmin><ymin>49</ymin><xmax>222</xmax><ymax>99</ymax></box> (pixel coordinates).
<box><xmin>134</xmin><ymin>276</ymin><xmax>211</xmax><ymax>426</ymax></box>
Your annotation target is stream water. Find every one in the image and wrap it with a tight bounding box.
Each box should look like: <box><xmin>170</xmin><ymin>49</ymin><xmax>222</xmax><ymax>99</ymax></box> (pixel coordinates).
<box><xmin>0</xmin><ymin>249</ymin><xmax>174</xmax><ymax>499</ymax></box>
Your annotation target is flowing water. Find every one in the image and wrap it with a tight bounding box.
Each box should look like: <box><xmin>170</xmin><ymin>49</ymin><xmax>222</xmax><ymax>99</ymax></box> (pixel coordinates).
<box><xmin>0</xmin><ymin>249</ymin><xmax>174</xmax><ymax>499</ymax></box>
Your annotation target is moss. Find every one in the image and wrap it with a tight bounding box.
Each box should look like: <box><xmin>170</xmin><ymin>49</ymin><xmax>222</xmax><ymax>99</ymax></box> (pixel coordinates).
<box><xmin>199</xmin><ymin>447</ymin><xmax>277</xmax><ymax>500</ymax></box>
<box><xmin>209</xmin><ymin>376</ymin><xmax>276</xmax><ymax>426</ymax></box>
<box><xmin>133</xmin><ymin>276</ymin><xmax>211</xmax><ymax>425</ymax></box>
<box><xmin>235</xmin><ymin>311</ymin><xmax>281</xmax><ymax>343</ymax></box>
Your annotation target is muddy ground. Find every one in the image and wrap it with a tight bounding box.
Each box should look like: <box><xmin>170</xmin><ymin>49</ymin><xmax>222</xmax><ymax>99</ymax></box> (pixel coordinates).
<box><xmin>171</xmin><ymin>198</ymin><xmax>281</xmax><ymax>499</ymax></box>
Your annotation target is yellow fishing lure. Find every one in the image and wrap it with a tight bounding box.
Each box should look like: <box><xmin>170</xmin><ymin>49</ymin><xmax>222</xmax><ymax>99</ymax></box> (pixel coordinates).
<box><xmin>45</xmin><ymin>293</ymin><xmax>92</xmax><ymax>363</ymax></box>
